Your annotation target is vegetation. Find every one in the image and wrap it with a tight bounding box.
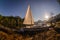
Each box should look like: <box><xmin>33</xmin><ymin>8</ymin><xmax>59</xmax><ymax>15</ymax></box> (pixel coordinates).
<box><xmin>57</xmin><ymin>0</ymin><xmax>60</xmax><ymax>4</ymax></box>
<box><xmin>0</xmin><ymin>15</ymin><xmax>25</xmax><ymax>29</ymax></box>
<box><xmin>0</xmin><ymin>30</ymin><xmax>57</xmax><ymax>40</ymax></box>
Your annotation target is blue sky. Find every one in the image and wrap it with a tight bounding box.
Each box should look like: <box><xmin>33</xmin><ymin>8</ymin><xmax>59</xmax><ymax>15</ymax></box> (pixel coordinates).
<box><xmin>0</xmin><ymin>0</ymin><xmax>60</xmax><ymax>21</ymax></box>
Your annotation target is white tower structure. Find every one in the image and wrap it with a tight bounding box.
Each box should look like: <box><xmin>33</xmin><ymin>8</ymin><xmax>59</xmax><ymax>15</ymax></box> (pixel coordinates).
<box><xmin>23</xmin><ymin>5</ymin><xmax>34</xmax><ymax>28</ymax></box>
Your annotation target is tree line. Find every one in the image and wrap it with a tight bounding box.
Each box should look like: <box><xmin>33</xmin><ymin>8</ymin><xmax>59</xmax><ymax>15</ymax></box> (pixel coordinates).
<box><xmin>0</xmin><ymin>15</ymin><xmax>25</xmax><ymax>29</ymax></box>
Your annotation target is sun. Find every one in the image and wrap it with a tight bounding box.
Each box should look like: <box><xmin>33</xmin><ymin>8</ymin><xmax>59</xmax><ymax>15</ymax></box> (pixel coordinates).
<box><xmin>45</xmin><ymin>14</ymin><xmax>49</xmax><ymax>20</ymax></box>
<box><xmin>45</xmin><ymin>15</ymin><xmax>49</xmax><ymax>19</ymax></box>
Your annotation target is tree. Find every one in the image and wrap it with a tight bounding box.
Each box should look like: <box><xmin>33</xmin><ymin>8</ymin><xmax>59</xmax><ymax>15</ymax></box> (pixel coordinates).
<box><xmin>57</xmin><ymin>0</ymin><xmax>60</xmax><ymax>4</ymax></box>
<box><xmin>0</xmin><ymin>15</ymin><xmax>3</xmax><ymax>21</ymax></box>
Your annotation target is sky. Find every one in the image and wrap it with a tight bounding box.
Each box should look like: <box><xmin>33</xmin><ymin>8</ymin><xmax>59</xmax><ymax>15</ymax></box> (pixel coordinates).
<box><xmin>0</xmin><ymin>0</ymin><xmax>60</xmax><ymax>21</ymax></box>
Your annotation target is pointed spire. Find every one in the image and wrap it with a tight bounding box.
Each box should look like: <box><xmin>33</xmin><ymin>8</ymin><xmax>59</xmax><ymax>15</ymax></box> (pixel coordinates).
<box><xmin>23</xmin><ymin>5</ymin><xmax>34</xmax><ymax>26</ymax></box>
